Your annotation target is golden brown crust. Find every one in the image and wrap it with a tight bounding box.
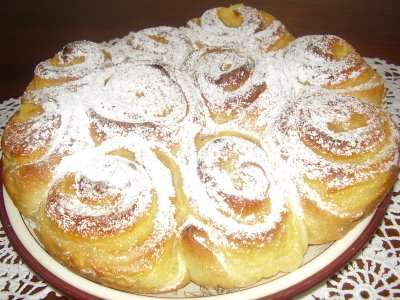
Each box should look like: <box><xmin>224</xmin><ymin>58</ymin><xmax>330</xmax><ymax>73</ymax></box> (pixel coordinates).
<box><xmin>283</xmin><ymin>35</ymin><xmax>385</xmax><ymax>104</ymax></box>
<box><xmin>183</xmin><ymin>47</ymin><xmax>269</xmax><ymax>124</ymax></box>
<box><xmin>180</xmin><ymin>131</ymin><xmax>308</xmax><ymax>287</ymax></box>
<box><xmin>1</xmin><ymin>96</ymin><xmax>64</xmax><ymax>219</ymax></box>
<box><xmin>301</xmin><ymin>165</ymin><xmax>399</xmax><ymax>243</ymax></box>
<box><xmin>30</xmin><ymin>40</ymin><xmax>110</xmax><ymax>90</ymax></box>
<box><xmin>265</xmin><ymin>91</ymin><xmax>400</xmax><ymax>244</ymax></box>
<box><xmin>181</xmin><ymin>209</ymin><xmax>308</xmax><ymax>288</ymax></box>
<box><xmin>188</xmin><ymin>4</ymin><xmax>294</xmax><ymax>52</ymax></box>
<box><xmin>2</xmin><ymin>155</ymin><xmax>59</xmax><ymax>219</ymax></box>
<box><xmin>35</xmin><ymin>140</ymin><xmax>190</xmax><ymax>293</ymax></box>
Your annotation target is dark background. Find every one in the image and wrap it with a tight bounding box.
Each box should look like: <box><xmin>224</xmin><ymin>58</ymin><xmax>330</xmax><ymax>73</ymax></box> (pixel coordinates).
<box><xmin>1</xmin><ymin>0</ymin><xmax>399</xmax><ymax>100</ymax></box>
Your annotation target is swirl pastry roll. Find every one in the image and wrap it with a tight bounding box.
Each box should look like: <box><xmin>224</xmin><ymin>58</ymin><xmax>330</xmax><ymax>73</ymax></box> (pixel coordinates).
<box><xmin>36</xmin><ymin>138</ymin><xmax>189</xmax><ymax>293</ymax></box>
<box><xmin>124</xmin><ymin>26</ymin><xmax>194</xmax><ymax>67</ymax></box>
<box><xmin>1</xmin><ymin>95</ymin><xmax>63</xmax><ymax>219</ymax></box>
<box><xmin>187</xmin><ymin>4</ymin><xmax>294</xmax><ymax>51</ymax></box>
<box><xmin>183</xmin><ymin>47</ymin><xmax>284</xmax><ymax>129</ymax></box>
<box><xmin>89</xmin><ymin>61</ymin><xmax>204</xmax><ymax>155</ymax></box>
<box><xmin>264</xmin><ymin>92</ymin><xmax>400</xmax><ymax>244</ymax></box>
<box><xmin>180</xmin><ymin>132</ymin><xmax>308</xmax><ymax>288</ymax></box>
<box><xmin>31</xmin><ymin>40</ymin><xmax>111</xmax><ymax>90</ymax></box>
<box><xmin>283</xmin><ymin>35</ymin><xmax>385</xmax><ymax>104</ymax></box>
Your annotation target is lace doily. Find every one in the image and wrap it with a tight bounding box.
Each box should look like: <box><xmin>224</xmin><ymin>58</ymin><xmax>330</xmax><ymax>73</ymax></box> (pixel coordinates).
<box><xmin>0</xmin><ymin>58</ymin><xmax>399</xmax><ymax>300</ymax></box>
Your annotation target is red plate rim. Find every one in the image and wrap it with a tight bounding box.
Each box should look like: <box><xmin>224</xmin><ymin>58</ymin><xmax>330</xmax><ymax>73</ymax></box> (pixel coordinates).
<box><xmin>0</xmin><ymin>160</ymin><xmax>392</xmax><ymax>300</ymax></box>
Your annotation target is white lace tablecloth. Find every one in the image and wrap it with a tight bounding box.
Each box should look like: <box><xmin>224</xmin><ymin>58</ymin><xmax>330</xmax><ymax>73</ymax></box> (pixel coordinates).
<box><xmin>0</xmin><ymin>58</ymin><xmax>399</xmax><ymax>300</ymax></box>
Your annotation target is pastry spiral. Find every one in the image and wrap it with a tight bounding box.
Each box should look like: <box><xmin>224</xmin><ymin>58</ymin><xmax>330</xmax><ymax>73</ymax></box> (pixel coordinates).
<box><xmin>188</xmin><ymin>4</ymin><xmax>294</xmax><ymax>51</ymax></box>
<box><xmin>2</xmin><ymin>78</ymin><xmax>95</xmax><ymax>219</ymax></box>
<box><xmin>36</xmin><ymin>138</ymin><xmax>190</xmax><ymax>293</ymax></box>
<box><xmin>180</xmin><ymin>132</ymin><xmax>308</xmax><ymax>288</ymax></box>
<box><xmin>124</xmin><ymin>26</ymin><xmax>194</xmax><ymax>67</ymax></box>
<box><xmin>1</xmin><ymin>94</ymin><xmax>63</xmax><ymax>219</ymax></box>
<box><xmin>283</xmin><ymin>35</ymin><xmax>385</xmax><ymax>104</ymax></box>
<box><xmin>183</xmin><ymin>46</ymin><xmax>287</xmax><ymax>133</ymax></box>
<box><xmin>89</xmin><ymin>60</ymin><xmax>204</xmax><ymax>155</ymax></box>
<box><xmin>183</xmin><ymin>47</ymin><xmax>275</xmax><ymax>127</ymax></box>
<box><xmin>264</xmin><ymin>91</ymin><xmax>399</xmax><ymax>244</ymax></box>
<box><xmin>31</xmin><ymin>40</ymin><xmax>111</xmax><ymax>90</ymax></box>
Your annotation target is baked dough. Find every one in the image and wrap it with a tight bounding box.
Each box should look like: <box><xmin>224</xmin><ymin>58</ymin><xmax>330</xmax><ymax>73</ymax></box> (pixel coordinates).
<box><xmin>1</xmin><ymin>3</ymin><xmax>399</xmax><ymax>294</ymax></box>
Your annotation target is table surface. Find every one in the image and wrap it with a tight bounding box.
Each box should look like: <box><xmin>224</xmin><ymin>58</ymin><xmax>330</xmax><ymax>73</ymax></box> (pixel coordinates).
<box><xmin>0</xmin><ymin>1</ymin><xmax>399</xmax><ymax>300</ymax></box>
<box><xmin>1</xmin><ymin>0</ymin><xmax>400</xmax><ymax>101</ymax></box>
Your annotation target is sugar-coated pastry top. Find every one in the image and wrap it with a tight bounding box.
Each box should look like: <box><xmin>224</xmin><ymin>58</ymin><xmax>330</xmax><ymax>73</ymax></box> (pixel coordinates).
<box><xmin>1</xmin><ymin>3</ymin><xmax>399</xmax><ymax>294</ymax></box>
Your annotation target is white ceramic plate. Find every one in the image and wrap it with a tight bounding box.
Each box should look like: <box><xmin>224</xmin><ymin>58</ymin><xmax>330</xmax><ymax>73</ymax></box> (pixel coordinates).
<box><xmin>0</xmin><ymin>185</ymin><xmax>390</xmax><ymax>300</ymax></box>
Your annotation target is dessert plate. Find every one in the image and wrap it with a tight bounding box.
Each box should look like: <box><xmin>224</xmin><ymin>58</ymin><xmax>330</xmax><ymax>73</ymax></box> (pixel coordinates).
<box><xmin>0</xmin><ymin>184</ymin><xmax>390</xmax><ymax>300</ymax></box>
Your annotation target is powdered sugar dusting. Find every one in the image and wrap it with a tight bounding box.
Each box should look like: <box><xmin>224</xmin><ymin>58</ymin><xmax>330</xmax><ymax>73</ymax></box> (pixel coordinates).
<box><xmin>92</xmin><ymin>62</ymin><xmax>188</xmax><ymax>124</ymax></box>
<box><xmin>187</xmin><ymin>5</ymin><xmax>288</xmax><ymax>51</ymax></box>
<box><xmin>47</xmin><ymin>137</ymin><xmax>176</xmax><ymax>239</ymax></box>
<box><xmin>2</xmin><ymin>4</ymin><xmax>399</xmax><ymax>269</ymax></box>
<box><xmin>35</xmin><ymin>40</ymin><xmax>109</xmax><ymax>80</ymax></box>
<box><xmin>180</xmin><ymin>134</ymin><xmax>287</xmax><ymax>248</ymax></box>
<box><xmin>263</xmin><ymin>91</ymin><xmax>400</xmax><ymax>215</ymax></box>
<box><xmin>184</xmin><ymin>48</ymin><xmax>267</xmax><ymax>117</ymax></box>
<box><xmin>126</xmin><ymin>26</ymin><xmax>194</xmax><ymax>67</ymax></box>
<box><xmin>283</xmin><ymin>35</ymin><xmax>369</xmax><ymax>87</ymax></box>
